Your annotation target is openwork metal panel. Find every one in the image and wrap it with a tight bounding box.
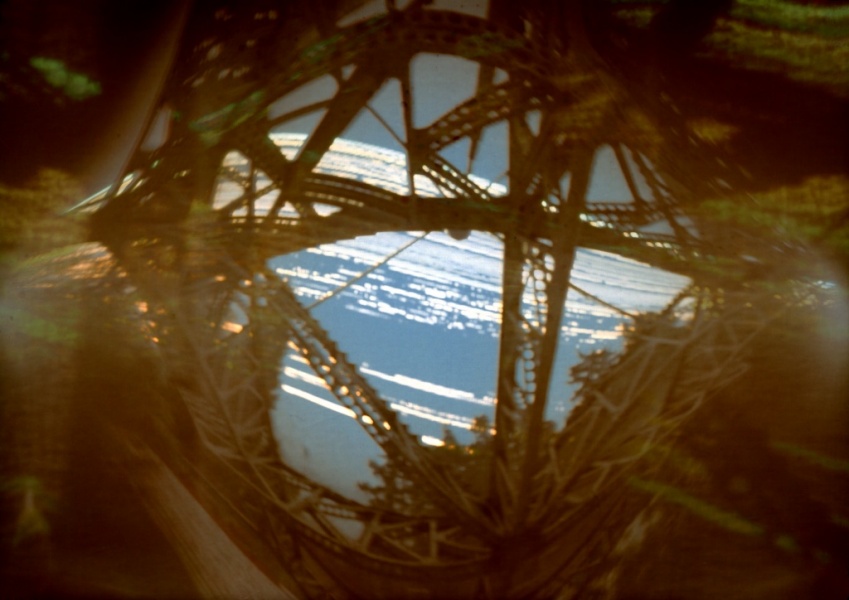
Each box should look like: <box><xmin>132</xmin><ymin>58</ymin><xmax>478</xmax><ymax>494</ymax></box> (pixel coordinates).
<box><xmin>60</xmin><ymin>1</ymin><xmax>848</xmax><ymax>598</ymax></box>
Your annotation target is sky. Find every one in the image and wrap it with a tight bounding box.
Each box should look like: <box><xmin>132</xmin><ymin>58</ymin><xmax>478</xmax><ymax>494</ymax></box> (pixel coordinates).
<box><xmin>269</xmin><ymin>230</ymin><xmax>688</xmax><ymax>501</ymax></box>
<box><xmin>214</xmin><ymin>134</ymin><xmax>693</xmax><ymax>501</ymax></box>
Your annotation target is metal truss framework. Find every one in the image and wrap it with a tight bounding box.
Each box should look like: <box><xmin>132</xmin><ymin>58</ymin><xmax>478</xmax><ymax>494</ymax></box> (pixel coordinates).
<box><xmin>113</xmin><ymin>241</ymin><xmax>779</xmax><ymax>599</ymax></box>
<box><xmin>78</xmin><ymin>1</ymin><xmax>806</xmax><ymax>598</ymax></box>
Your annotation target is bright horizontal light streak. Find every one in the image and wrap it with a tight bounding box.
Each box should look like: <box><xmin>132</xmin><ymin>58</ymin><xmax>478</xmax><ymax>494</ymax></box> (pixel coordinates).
<box><xmin>281</xmin><ymin>384</ymin><xmax>355</xmax><ymax>418</ymax></box>
<box><xmin>361</xmin><ymin>367</ymin><xmax>491</xmax><ymax>406</ymax></box>
<box><xmin>284</xmin><ymin>366</ymin><xmax>329</xmax><ymax>388</ymax></box>
<box><xmin>283</xmin><ymin>381</ymin><xmax>471</xmax><ymax>437</ymax></box>
<box><xmin>283</xmin><ymin>366</ymin><xmax>479</xmax><ymax>431</ymax></box>
<box><xmin>389</xmin><ymin>402</ymin><xmax>472</xmax><ymax>430</ymax></box>
<box><xmin>221</xmin><ymin>321</ymin><xmax>244</xmax><ymax>333</ymax></box>
<box><xmin>421</xmin><ymin>435</ymin><xmax>445</xmax><ymax>447</ymax></box>
<box><xmin>591</xmin><ymin>330</ymin><xmax>621</xmax><ymax>340</ymax></box>
<box><xmin>287</xmin><ymin>360</ymin><xmax>492</xmax><ymax>409</ymax></box>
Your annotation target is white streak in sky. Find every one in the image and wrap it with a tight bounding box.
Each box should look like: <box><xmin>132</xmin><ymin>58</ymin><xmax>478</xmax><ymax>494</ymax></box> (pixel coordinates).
<box><xmin>361</xmin><ymin>367</ymin><xmax>492</xmax><ymax>407</ymax></box>
<box><xmin>281</xmin><ymin>384</ymin><xmax>355</xmax><ymax>418</ymax></box>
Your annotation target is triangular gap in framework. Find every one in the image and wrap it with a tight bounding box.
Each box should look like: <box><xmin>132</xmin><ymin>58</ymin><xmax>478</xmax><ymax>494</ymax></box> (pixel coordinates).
<box><xmin>250</xmin><ymin>165</ymin><xmax>282</xmax><ymax>218</ymax></box>
<box><xmin>525</xmin><ymin>110</ymin><xmax>541</xmax><ymax>137</ymax></box>
<box><xmin>331</xmin><ymin>108</ymin><xmax>411</xmax><ymax>196</ymax></box>
<box><xmin>474</xmin><ymin>120</ymin><xmax>509</xmax><ymax>192</ymax></box>
<box><xmin>410</xmin><ymin>53</ymin><xmax>480</xmax><ymax>129</ymax></box>
<box><xmin>267</xmin><ymin>75</ymin><xmax>338</xmax><ymax>121</ymax></box>
<box><xmin>438</xmin><ymin>137</ymin><xmax>472</xmax><ymax>176</ymax></box>
<box><xmin>493</xmin><ymin>68</ymin><xmax>509</xmax><ymax>85</ymax></box>
<box><xmin>341</xmin><ymin>64</ymin><xmax>356</xmax><ymax>81</ymax></box>
<box><xmin>625</xmin><ymin>150</ymin><xmax>694</xmax><ymax>236</ymax></box>
<box><xmin>434</xmin><ymin>137</ymin><xmax>506</xmax><ymax>197</ymax></box>
<box><xmin>558</xmin><ymin>171</ymin><xmax>571</xmax><ymax>204</ymax></box>
<box><xmin>368</xmin><ymin>78</ymin><xmax>406</xmax><ymax>143</ymax></box>
<box><xmin>269</xmin><ymin>108</ymin><xmax>328</xmax><ymax>160</ymax></box>
<box><xmin>620</xmin><ymin>146</ymin><xmax>655</xmax><ymax>201</ymax></box>
<box><xmin>540</xmin><ymin>304</ymin><xmax>580</xmax><ymax>430</ymax></box>
<box><xmin>586</xmin><ymin>145</ymin><xmax>632</xmax><ymax>204</ymax></box>
<box><xmin>212</xmin><ymin>150</ymin><xmax>251</xmax><ymax>210</ymax></box>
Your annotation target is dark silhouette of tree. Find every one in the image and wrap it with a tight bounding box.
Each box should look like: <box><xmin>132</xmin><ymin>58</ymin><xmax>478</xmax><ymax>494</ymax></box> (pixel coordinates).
<box><xmin>575</xmin><ymin>284</ymin><xmax>849</xmax><ymax>598</ymax></box>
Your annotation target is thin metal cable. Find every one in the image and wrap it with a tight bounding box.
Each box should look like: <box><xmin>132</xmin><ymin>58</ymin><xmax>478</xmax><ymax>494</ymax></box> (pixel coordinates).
<box><xmin>305</xmin><ymin>231</ymin><xmax>429</xmax><ymax>310</ymax></box>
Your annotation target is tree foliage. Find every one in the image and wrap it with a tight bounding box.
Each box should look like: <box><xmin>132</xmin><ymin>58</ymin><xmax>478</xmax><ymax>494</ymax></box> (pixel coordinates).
<box><xmin>358</xmin><ymin>416</ymin><xmax>496</xmax><ymax>515</ymax></box>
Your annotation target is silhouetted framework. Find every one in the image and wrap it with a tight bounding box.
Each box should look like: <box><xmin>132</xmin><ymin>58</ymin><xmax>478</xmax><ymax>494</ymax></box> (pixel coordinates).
<box><xmin>74</xmin><ymin>1</ymin><xmax>848</xmax><ymax>598</ymax></box>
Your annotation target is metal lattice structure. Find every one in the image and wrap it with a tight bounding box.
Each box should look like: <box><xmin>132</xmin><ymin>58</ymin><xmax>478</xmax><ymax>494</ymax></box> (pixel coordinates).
<box><xmin>68</xmin><ymin>1</ymin><xmax>843</xmax><ymax>598</ymax></box>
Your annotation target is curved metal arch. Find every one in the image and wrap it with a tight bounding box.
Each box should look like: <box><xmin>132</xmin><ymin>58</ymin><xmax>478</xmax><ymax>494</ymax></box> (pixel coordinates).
<box><xmin>76</xmin><ymin>2</ymin><xmax>792</xmax><ymax>598</ymax></box>
<box><xmin>94</xmin><ymin>7</ymin><xmax>701</xmax><ymax>239</ymax></box>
